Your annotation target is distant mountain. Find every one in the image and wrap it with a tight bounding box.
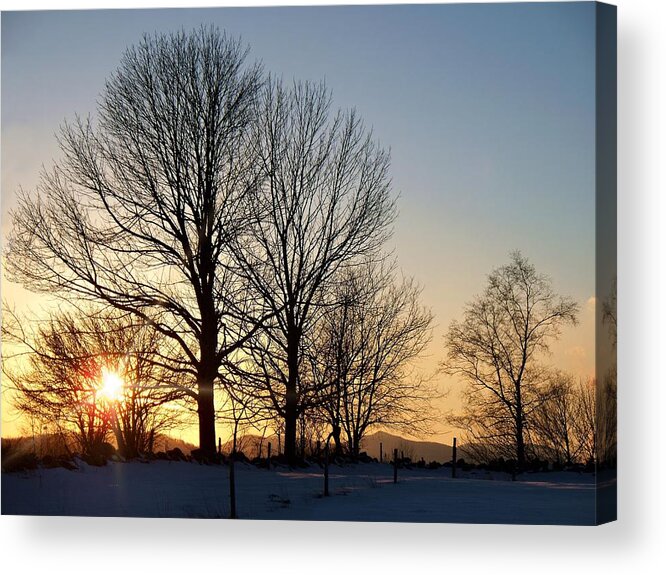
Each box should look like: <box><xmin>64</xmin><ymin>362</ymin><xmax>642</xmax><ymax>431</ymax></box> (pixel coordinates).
<box><xmin>156</xmin><ymin>434</ymin><xmax>198</xmax><ymax>455</ymax></box>
<box><xmin>220</xmin><ymin>434</ymin><xmax>278</xmax><ymax>458</ymax></box>
<box><xmin>1</xmin><ymin>433</ymin><xmax>198</xmax><ymax>458</ymax></box>
<box><xmin>360</xmin><ymin>431</ymin><xmax>454</xmax><ymax>463</ymax></box>
<box><xmin>2</xmin><ymin>430</ymin><xmax>461</xmax><ymax>463</ymax></box>
<box><xmin>219</xmin><ymin>430</ymin><xmax>458</xmax><ymax>463</ymax></box>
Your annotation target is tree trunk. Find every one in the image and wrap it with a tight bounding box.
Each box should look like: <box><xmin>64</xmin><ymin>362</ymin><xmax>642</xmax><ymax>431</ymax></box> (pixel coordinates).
<box><xmin>352</xmin><ymin>434</ymin><xmax>360</xmax><ymax>458</ymax></box>
<box><xmin>516</xmin><ymin>416</ymin><xmax>526</xmax><ymax>472</ymax></box>
<box><xmin>331</xmin><ymin>422</ymin><xmax>342</xmax><ymax>456</ymax></box>
<box><xmin>112</xmin><ymin>425</ymin><xmax>126</xmax><ymax>458</ymax></box>
<box><xmin>197</xmin><ymin>295</ymin><xmax>218</xmax><ymax>460</ymax></box>
<box><xmin>197</xmin><ymin>375</ymin><xmax>217</xmax><ymax>459</ymax></box>
<box><xmin>284</xmin><ymin>396</ymin><xmax>298</xmax><ymax>464</ymax></box>
<box><xmin>515</xmin><ymin>383</ymin><xmax>526</xmax><ymax>472</ymax></box>
<box><xmin>111</xmin><ymin>410</ymin><xmax>128</xmax><ymax>457</ymax></box>
<box><xmin>284</xmin><ymin>331</ymin><xmax>300</xmax><ymax>465</ymax></box>
<box><xmin>299</xmin><ymin>412</ymin><xmax>306</xmax><ymax>457</ymax></box>
<box><xmin>564</xmin><ymin>433</ymin><xmax>572</xmax><ymax>466</ymax></box>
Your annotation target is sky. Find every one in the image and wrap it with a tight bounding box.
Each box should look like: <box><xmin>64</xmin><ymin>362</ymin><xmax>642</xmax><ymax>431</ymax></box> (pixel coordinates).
<box><xmin>1</xmin><ymin>3</ymin><xmax>598</xmax><ymax>443</ymax></box>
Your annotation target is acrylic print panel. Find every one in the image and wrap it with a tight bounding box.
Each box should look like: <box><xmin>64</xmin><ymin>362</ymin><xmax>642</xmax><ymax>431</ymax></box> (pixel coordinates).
<box><xmin>1</xmin><ymin>2</ymin><xmax>616</xmax><ymax>525</ymax></box>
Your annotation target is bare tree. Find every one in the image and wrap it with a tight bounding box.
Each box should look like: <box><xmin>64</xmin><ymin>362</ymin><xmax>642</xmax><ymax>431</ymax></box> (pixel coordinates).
<box><xmin>598</xmin><ymin>278</ymin><xmax>617</xmax><ymax>467</ymax></box>
<box><xmin>574</xmin><ymin>376</ymin><xmax>597</xmax><ymax>465</ymax></box>
<box><xmin>311</xmin><ymin>261</ymin><xmax>436</xmax><ymax>456</ymax></box>
<box><xmin>449</xmin><ymin>368</ymin><xmax>548</xmax><ymax>466</ymax></box>
<box><xmin>531</xmin><ymin>372</ymin><xmax>596</xmax><ymax>466</ymax></box>
<box><xmin>5</xmin><ymin>28</ymin><xmax>265</xmax><ymax>458</ymax></box>
<box><xmin>602</xmin><ymin>278</ymin><xmax>617</xmax><ymax>348</ymax></box>
<box><xmin>3</xmin><ymin>309</ymin><xmax>185</xmax><ymax>458</ymax></box>
<box><xmin>233</xmin><ymin>79</ymin><xmax>396</xmax><ymax>463</ymax></box>
<box><xmin>443</xmin><ymin>252</ymin><xmax>578</xmax><ymax>470</ymax></box>
<box><xmin>216</xmin><ymin>375</ymin><xmax>269</xmax><ymax>456</ymax></box>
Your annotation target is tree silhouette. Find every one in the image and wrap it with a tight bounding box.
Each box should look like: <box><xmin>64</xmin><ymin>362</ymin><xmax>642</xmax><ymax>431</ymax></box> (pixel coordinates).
<box><xmin>311</xmin><ymin>261</ymin><xmax>436</xmax><ymax>456</ymax></box>
<box><xmin>3</xmin><ymin>309</ymin><xmax>185</xmax><ymax>458</ymax></box>
<box><xmin>598</xmin><ymin>278</ymin><xmax>617</xmax><ymax>467</ymax></box>
<box><xmin>444</xmin><ymin>252</ymin><xmax>578</xmax><ymax>470</ymax></box>
<box><xmin>6</xmin><ymin>28</ymin><xmax>265</xmax><ymax>458</ymax></box>
<box><xmin>531</xmin><ymin>372</ymin><xmax>596</xmax><ymax>466</ymax></box>
<box><xmin>233</xmin><ymin>80</ymin><xmax>396</xmax><ymax>463</ymax></box>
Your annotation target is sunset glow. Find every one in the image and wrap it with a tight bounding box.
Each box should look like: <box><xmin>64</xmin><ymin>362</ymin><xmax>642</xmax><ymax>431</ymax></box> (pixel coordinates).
<box><xmin>0</xmin><ymin>4</ymin><xmax>616</xmax><ymax>529</ymax></box>
<box><xmin>98</xmin><ymin>368</ymin><xmax>124</xmax><ymax>402</ymax></box>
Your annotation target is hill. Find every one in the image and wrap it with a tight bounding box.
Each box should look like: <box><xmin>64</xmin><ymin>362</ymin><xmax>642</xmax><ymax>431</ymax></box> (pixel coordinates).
<box><xmin>221</xmin><ymin>431</ymin><xmax>458</xmax><ymax>462</ymax></box>
<box><xmin>1</xmin><ymin>433</ymin><xmax>197</xmax><ymax>458</ymax></box>
<box><xmin>2</xmin><ymin>430</ymin><xmax>459</xmax><ymax>463</ymax></box>
<box><xmin>360</xmin><ymin>431</ymin><xmax>454</xmax><ymax>463</ymax></box>
<box><xmin>220</xmin><ymin>434</ymin><xmax>277</xmax><ymax>458</ymax></box>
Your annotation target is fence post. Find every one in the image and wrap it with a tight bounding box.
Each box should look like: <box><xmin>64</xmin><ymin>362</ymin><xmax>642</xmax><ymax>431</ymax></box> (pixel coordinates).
<box><xmin>393</xmin><ymin>448</ymin><xmax>398</xmax><ymax>484</ymax></box>
<box><xmin>267</xmin><ymin>442</ymin><xmax>271</xmax><ymax>470</ymax></box>
<box><xmin>380</xmin><ymin>442</ymin><xmax>383</xmax><ymax>463</ymax></box>
<box><xmin>452</xmin><ymin>437</ymin><xmax>457</xmax><ymax>479</ymax></box>
<box><xmin>218</xmin><ymin>437</ymin><xmax>222</xmax><ymax>456</ymax></box>
<box><xmin>324</xmin><ymin>442</ymin><xmax>330</xmax><ymax>496</ymax></box>
<box><xmin>229</xmin><ymin>454</ymin><xmax>237</xmax><ymax>519</ymax></box>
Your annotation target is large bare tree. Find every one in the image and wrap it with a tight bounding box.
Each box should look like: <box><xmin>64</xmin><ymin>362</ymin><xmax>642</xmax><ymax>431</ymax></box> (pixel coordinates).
<box><xmin>5</xmin><ymin>28</ymin><xmax>264</xmax><ymax>458</ymax></box>
<box><xmin>234</xmin><ymin>79</ymin><xmax>396</xmax><ymax>463</ymax></box>
<box><xmin>444</xmin><ymin>252</ymin><xmax>578</xmax><ymax>470</ymax></box>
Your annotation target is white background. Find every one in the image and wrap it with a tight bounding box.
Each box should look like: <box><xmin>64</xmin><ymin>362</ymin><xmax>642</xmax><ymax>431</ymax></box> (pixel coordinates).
<box><xmin>0</xmin><ymin>1</ymin><xmax>663</xmax><ymax>573</ymax></box>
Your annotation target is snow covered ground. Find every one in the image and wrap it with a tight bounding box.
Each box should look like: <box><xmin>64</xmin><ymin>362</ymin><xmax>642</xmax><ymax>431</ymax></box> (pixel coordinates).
<box><xmin>1</xmin><ymin>460</ymin><xmax>600</xmax><ymax>524</ymax></box>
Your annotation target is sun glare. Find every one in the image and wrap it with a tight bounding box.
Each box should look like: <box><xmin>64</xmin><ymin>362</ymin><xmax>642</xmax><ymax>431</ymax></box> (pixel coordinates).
<box><xmin>99</xmin><ymin>368</ymin><xmax>124</xmax><ymax>402</ymax></box>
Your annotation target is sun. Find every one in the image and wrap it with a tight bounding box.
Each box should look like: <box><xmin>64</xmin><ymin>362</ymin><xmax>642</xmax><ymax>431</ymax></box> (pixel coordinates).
<box><xmin>99</xmin><ymin>367</ymin><xmax>124</xmax><ymax>402</ymax></box>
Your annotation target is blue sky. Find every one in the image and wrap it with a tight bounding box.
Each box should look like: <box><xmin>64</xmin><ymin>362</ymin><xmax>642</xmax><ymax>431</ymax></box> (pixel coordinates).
<box><xmin>1</xmin><ymin>3</ymin><xmax>598</xmax><ymax>440</ymax></box>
